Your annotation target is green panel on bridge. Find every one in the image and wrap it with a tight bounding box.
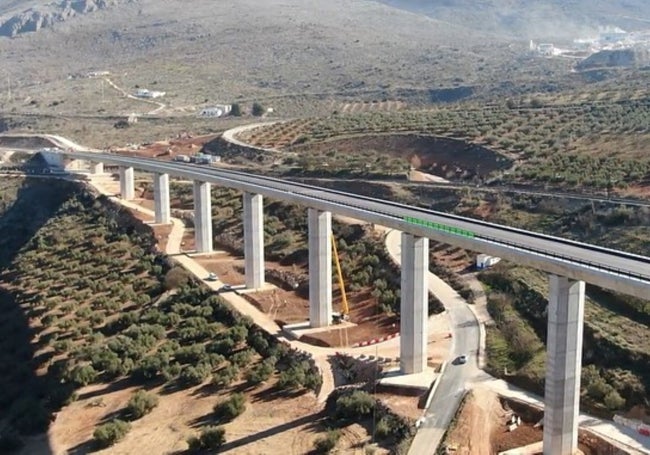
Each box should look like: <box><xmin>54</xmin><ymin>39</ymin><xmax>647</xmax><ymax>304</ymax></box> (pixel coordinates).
<box><xmin>403</xmin><ymin>216</ymin><xmax>475</xmax><ymax>238</ymax></box>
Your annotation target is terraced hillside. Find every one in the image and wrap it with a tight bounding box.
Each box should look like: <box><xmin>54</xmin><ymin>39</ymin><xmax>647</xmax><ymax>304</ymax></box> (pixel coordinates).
<box><xmin>237</xmin><ymin>94</ymin><xmax>650</xmax><ymax>190</ymax></box>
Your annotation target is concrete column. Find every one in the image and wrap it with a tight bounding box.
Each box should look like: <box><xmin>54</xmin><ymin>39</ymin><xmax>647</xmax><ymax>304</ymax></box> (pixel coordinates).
<box><xmin>308</xmin><ymin>208</ymin><xmax>332</xmax><ymax>328</ymax></box>
<box><xmin>400</xmin><ymin>233</ymin><xmax>429</xmax><ymax>374</ymax></box>
<box><xmin>90</xmin><ymin>162</ymin><xmax>104</xmax><ymax>174</ymax></box>
<box><xmin>119</xmin><ymin>166</ymin><xmax>134</xmax><ymax>200</ymax></box>
<box><xmin>153</xmin><ymin>173</ymin><xmax>170</xmax><ymax>224</ymax></box>
<box><xmin>543</xmin><ymin>275</ymin><xmax>585</xmax><ymax>455</ymax></box>
<box><xmin>193</xmin><ymin>181</ymin><xmax>213</xmax><ymax>253</ymax></box>
<box><xmin>243</xmin><ymin>192</ymin><xmax>265</xmax><ymax>289</ymax></box>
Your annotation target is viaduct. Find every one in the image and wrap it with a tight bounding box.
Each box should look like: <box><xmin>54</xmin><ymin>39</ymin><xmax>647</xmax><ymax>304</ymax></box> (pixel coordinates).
<box><xmin>52</xmin><ymin>151</ymin><xmax>650</xmax><ymax>454</ymax></box>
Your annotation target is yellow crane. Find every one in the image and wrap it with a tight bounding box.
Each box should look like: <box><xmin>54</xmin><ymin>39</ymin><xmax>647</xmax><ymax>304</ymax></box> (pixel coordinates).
<box><xmin>331</xmin><ymin>233</ymin><xmax>350</xmax><ymax>323</ymax></box>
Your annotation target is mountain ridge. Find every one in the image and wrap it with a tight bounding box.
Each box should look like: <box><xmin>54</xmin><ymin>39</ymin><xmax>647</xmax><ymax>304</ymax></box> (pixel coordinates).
<box><xmin>0</xmin><ymin>0</ymin><xmax>134</xmax><ymax>37</ymax></box>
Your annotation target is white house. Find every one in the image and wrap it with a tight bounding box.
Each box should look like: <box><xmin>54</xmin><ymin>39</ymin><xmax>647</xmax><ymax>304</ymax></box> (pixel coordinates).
<box><xmin>476</xmin><ymin>254</ymin><xmax>501</xmax><ymax>270</ymax></box>
<box><xmin>537</xmin><ymin>43</ymin><xmax>555</xmax><ymax>56</ymax></box>
<box><xmin>198</xmin><ymin>105</ymin><xmax>232</xmax><ymax>118</ymax></box>
<box><xmin>134</xmin><ymin>89</ymin><xmax>166</xmax><ymax>99</ymax></box>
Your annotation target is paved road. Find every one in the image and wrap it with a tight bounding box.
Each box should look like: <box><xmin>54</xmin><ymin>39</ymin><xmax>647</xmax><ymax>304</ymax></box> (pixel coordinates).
<box><xmin>295</xmin><ymin>177</ymin><xmax>650</xmax><ymax>208</ymax></box>
<box><xmin>381</xmin><ymin>230</ymin><xmax>481</xmax><ymax>455</ymax></box>
<box><xmin>221</xmin><ymin>121</ymin><xmax>284</xmax><ymax>152</ymax></box>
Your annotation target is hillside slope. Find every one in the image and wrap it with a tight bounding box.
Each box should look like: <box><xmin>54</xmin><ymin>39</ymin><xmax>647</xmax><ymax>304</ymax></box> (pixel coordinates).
<box><xmin>376</xmin><ymin>0</ymin><xmax>650</xmax><ymax>38</ymax></box>
<box><xmin>0</xmin><ymin>0</ymin><xmax>521</xmax><ymax>100</ymax></box>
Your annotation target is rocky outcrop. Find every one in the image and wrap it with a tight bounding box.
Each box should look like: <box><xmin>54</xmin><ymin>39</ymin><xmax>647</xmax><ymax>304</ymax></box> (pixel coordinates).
<box><xmin>576</xmin><ymin>47</ymin><xmax>650</xmax><ymax>70</ymax></box>
<box><xmin>0</xmin><ymin>0</ymin><xmax>133</xmax><ymax>37</ymax></box>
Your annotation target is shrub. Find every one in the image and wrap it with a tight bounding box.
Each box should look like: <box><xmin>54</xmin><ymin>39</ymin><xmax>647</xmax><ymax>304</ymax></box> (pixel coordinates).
<box><xmin>335</xmin><ymin>391</ymin><xmax>375</xmax><ymax>421</ymax></box>
<box><xmin>213</xmin><ymin>392</ymin><xmax>246</xmax><ymax>422</ymax></box>
<box><xmin>66</xmin><ymin>364</ymin><xmax>98</xmax><ymax>387</ymax></box>
<box><xmin>252</xmin><ymin>102</ymin><xmax>265</xmax><ymax>117</ymax></box>
<box><xmin>230</xmin><ymin>103</ymin><xmax>242</xmax><ymax>117</ymax></box>
<box><xmin>207</xmin><ymin>337</ymin><xmax>235</xmax><ymax>356</ymax></box>
<box><xmin>304</xmin><ymin>369</ymin><xmax>323</xmax><ymax>392</ymax></box>
<box><xmin>126</xmin><ymin>391</ymin><xmax>159</xmax><ymax>420</ymax></box>
<box><xmin>278</xmin><ymin>366</ymin><xmax>306</xmax><ymax>390</ymax></box>
<box><xmin>93</xmin><ymin>419</ymin><xmax>131</xmax><ymax>448</ymax></box>
<box><xmin>164</xmin><ymin>267</ymin><xmax>191</xmax><ymax>290</ymax></box>
<box><xmin>134</xmin><ymin>353</ymin><xmax>170</xmax><ymax>381</ymax></box>
<box><xmin>174</xmin><ymin>344</ymin><xmax>207</xmax><ymax>364</ymax></box>
<box><xmin>188</xmin><ymin>426</ymin><xmax>225</xmax><ymax>451</ymax></box>
<box><xmin>212</xmin><ymin>364</ymin><xmax>239</xmax><ymax>387</ymax></box>
<box><xmin>245</xmin><ymin>359</ymin><xmax>275</xmax><ymax>385</ymax></box>
<box><xmin>604</xmin><ymin>390</ymin><xmax>626</xmax><ymax>410</ymax></box>
<box><xmin>179</xmin><ymin>364</ymin><xmax>211</xmax><ymax>386</ymax></box>
<box><xmin>374</xmin><ymin>416</ymin><xmax>396</xmax><ymax>439</ymax></box>
<box><xmin>231</xmin><ymin>348</ymin><xmax>254</xmax><ymax>368</ymax></box>
<box><xmin>313</xmin><ymin>429</ymin><xmax>341</xmax><ymax>454</ymax></box>
<box><xmin>248</xmin><ymin>330</ymin><xmax>270</xmax><ymax>356</ymax></box>
<box><xmin>187</xmin><ymin>435</ymin><xmax>202</xmax><ymax>452</ymax></box>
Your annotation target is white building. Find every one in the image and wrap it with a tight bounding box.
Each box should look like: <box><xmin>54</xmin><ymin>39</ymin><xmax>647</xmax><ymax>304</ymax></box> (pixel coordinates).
<box><xmin>198</xmin><ymin>105</ymin><xmax>232</xmax><ymax>118</ymax></box>
<box><xmin>599</xmin><ymin>26</ymin><xmax>628</xmax><ymax>44</ymax></box>
<box><xmin>134</xmin><ymin>89</ymin><xmax>166</xmax><ymax>99</ymax></box>
<box><xmin>537</xmin><ymin>43</ymin><xmax>555</xmax><ymax>56</ymax></box>
<box><xmin>476</xmin><ymin>254</ymin><xmax>501</xmax><ymax>270</ymax></box>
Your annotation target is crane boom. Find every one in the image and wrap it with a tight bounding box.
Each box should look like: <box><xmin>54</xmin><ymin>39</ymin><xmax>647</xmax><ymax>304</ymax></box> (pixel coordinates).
<box><xmin>331</xmin><ymin>233</ymin><xmax>349</xmax><ymax>318</ymax></box>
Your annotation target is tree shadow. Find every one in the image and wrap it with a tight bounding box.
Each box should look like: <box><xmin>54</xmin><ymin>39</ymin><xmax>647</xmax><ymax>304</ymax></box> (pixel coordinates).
<box><xmin>249</xmin><ymin>384</ymin><xmax>308</xmax><ymax>403</ymax></box>
<box><xmin>76</xmin><ymin>376</ymin><xmax>136</xmax><ymax>401</ymax></box>
<box><xmin>217</xmin><ymin>412</ymin><xmax>325</xmax><ymax>453</ymax></box>
<box><xmin>66</xmin><ymin>438</ymin><xmax>98</xmax><ymax>455</ymax></box>
<box><xmin>0</xmin><ymin>179</ymin><xmax>84</xmax><ymax>453</ymax></box>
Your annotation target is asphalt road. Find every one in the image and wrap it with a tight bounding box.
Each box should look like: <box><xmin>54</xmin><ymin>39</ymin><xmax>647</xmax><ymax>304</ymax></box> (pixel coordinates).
<box><xmin>407</xmin><ymin>280</ymin><xmax>480</xmax><ymax>454</ymax></box>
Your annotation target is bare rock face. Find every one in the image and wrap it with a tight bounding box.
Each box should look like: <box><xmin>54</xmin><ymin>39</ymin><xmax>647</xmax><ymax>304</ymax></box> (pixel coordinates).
<box><xmin>577</xmin><ymin>47</ymin><xmax>650</xmax><ymax>70</ymax></box>
<box><xmin>0</xmin><ymin>0</ymin><xmax>132</xmax><ymax>37</ymax></box>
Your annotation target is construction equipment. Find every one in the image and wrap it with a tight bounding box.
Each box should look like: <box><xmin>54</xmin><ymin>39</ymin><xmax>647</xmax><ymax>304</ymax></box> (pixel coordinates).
<box><xmin>331</xmin><ymin>233</ymin><xmax>350</xmax><ymax>324</ymax></box>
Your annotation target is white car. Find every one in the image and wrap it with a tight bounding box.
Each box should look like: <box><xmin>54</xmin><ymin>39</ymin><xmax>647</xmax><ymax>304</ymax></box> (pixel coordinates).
<box><xmin>207</xmin><ymin>272</ymin><xmax>218</xmax><ymax>281</ymax></box>
<box><xmin>456</xmin><ymin>355</ymin><xmax>468</xmax><ymax>365</ymax></box>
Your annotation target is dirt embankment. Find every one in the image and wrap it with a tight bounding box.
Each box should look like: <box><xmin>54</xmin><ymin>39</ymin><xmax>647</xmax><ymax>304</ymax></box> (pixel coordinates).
<box><xmin>443</xmin><ymin>389</ymin><xmax>629</xmax><ymax>455</ymax></box>
<box><xmin>288</xmin><ymin>134</ymin><xmax>513</xmax><ymax>180</ymax></box>
<box><xmin>0</xmin><ymin>136</ymin><xmax>57</xmax><ymax>150</ymax></box>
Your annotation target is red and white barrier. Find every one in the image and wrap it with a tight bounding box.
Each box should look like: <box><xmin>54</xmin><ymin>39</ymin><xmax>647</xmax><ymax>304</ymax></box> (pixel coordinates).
<box><xmin>352</xmin><ymin>332</ymin><xmax>399</xmax><ymax>348</ymax></box>
<box><xmin>614</xmin><ymin>415</ymin><xmax>650</xmax><ymax>438</ymax></box>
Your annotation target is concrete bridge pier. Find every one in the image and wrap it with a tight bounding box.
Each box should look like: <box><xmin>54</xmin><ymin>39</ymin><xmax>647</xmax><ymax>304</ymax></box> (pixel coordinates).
<box><xmin>400</xmin><ymin>233</ymin><xmax>429</xmax><ymax>374</ymax></box>
<box><xmin>543</xmin><ymin>275</ymin><xmax>585</xmax><ymax>455</ymax></box>
<box><xmin>153</xmin><ymin>173</ymin><xmax>170</xmax><ymax>224</ymax></box>
<box><xmin>90</xmin><ymin>162</ymin><xmax>104</xmax><ymax>174</ymax></box>
<box><xmin>243</xmin><ymin>192</ymin><xmax>265</xmax><ymax>289</ymax></box>
<box><xmin>308</xmin><ymin>208</ymin><xmax>332</xmax><ymax>328</ymax></box>
<box><xmin>119</xmin><ymin>166</ymin><xmax>135</xmax><ymax>200</ymax></box>
<box><xmin>193</xmin><ymin>181</ymin><xmax>213</xmax><ymax>253</ymax></box>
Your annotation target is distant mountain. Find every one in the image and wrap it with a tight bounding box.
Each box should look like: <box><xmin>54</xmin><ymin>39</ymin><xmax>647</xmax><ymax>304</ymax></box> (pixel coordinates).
<box><xmin>0</xmin><ymin>0</ymin><xmax>643</xmax><ymax>105</ymax></box>
<box><xmin>0</xmin><ymin>0</ymin><xmax>133</xmax><ymax>37</ymax></box>
<box><xmin>374</xmin><ymin>1</ymin><xmax>650</xmax><ymax>39</ymax></box>
<box><xmin>0</xmin><ymin>0</ymin><xmax>486</xmax><ymax>93</ymax></box>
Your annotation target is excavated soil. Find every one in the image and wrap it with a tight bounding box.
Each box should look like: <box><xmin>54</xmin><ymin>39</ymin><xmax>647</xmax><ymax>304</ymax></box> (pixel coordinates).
<box><xmin>288</xmin><ymin>134</ymin><xmax>513</xmax><ymax>180</ymax></box>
